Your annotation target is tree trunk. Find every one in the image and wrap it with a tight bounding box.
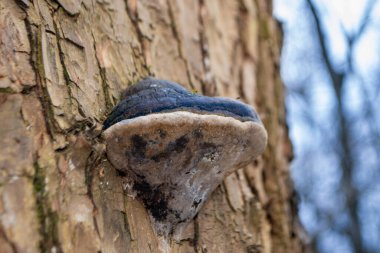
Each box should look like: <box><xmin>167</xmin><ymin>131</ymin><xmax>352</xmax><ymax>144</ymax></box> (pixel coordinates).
<box><xmin>0</xmin><ymin>0</ymin><xmax>305</xmax><ymax>252</ymax></box>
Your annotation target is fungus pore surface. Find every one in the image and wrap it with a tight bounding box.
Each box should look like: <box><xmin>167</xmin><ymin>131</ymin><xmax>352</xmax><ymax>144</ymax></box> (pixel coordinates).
<box><xmin>103</xmin><ymin>77</ymin><xmax>267</xmax><ymax>236</ymax></box>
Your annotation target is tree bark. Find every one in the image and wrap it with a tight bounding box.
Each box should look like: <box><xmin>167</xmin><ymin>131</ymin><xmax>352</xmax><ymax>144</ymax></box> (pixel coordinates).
<box><xmin>0</xmin><ymin>0</ymin><xmax>305</xmax><ymax>252</ymax></box>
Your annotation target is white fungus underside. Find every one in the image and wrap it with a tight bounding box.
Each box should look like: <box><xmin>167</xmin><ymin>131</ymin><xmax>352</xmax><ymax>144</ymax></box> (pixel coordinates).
<box><xmin>104</xmin><ymin>111</ymin><xmax>267</xmax><ymax>235</ymax></box>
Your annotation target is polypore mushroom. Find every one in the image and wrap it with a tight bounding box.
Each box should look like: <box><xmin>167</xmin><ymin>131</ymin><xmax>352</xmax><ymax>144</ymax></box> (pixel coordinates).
<box><xmin>103</xmin><ymin>77</ymin><xmax>267</xmax><ymax>235</ymax></box>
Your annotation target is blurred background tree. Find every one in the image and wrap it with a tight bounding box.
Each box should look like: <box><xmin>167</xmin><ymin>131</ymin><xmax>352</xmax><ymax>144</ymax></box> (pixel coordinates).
<box><xmin>274</xmin><ymin>0</ymin><xmax>380</xmax><ymax>252</ymax></box>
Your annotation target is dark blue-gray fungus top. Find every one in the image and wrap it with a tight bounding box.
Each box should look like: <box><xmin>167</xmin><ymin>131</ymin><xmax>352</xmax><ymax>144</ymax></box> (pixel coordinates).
<box><xmin>103</xmin><ymin>77</ymin><xmax>260</xmax><ymax>130</ymax></box>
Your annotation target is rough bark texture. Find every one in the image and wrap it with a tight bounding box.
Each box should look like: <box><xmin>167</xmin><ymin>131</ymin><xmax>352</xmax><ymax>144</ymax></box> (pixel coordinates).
<box><xmin>0</xmin><ymin>0</ymin><xmax>305</xmax><ymax>252</ymax></box>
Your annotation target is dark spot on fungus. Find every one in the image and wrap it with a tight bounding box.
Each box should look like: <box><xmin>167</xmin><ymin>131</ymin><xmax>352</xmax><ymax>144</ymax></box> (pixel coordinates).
<box><xmin>172</xmin><ymin>135</ymin><xmax>189</xmax><ymax>153</ymax></box>
<box><xmin>199</xmin><ymin>142</ymin><xmax>219</xmax><ymax>161</ymax></box>
<box><xmin>115</xmin><ymin>169</ymin><xmax>127</xmax><ymax>177</ymax></box>
<box><xmin>200</xmin><ymin>142</ymin><xmax>216</xmax><ymax>149</ymax></box>
<box><xmin>130</xmin><ymin>135</ymin><xmax>147</xmax><ymax>158</ymax></box>
<box><xmin>133</xmin><ymin>180</ymin><xmax>170</xmax><ymax>221</ymax></box>
<box><xmin>192</xmin><ymin>199</ymin><xmax>202</xmax><ymax>209</ymax></box>
<box><xmin>150</xmin><ymin>135</ymin><xmax>189</xmax><ymax>162</ymax></box>
<box><xmin>158</xmin><ymin>129</ymin><xmax>167</xmax><ymax>138</ymax></box>
<box><xmin>192</xmin><ymin>128</ymin><xmax>203</xmax><ymax>138</ymax></box>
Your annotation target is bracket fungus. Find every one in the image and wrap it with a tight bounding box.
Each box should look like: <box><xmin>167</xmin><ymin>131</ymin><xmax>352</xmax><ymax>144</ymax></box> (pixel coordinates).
<box><xmin>103</xmin><ymin>77</ymin><xmax>267</xmax><ymax>235</ymax></box>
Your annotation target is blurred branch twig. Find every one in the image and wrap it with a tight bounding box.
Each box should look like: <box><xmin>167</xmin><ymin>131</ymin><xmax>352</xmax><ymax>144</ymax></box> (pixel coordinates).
<box><xmin>303</xmin><ymin>1</ymin><xmax>378</xmax><ymax>252</ymax></box>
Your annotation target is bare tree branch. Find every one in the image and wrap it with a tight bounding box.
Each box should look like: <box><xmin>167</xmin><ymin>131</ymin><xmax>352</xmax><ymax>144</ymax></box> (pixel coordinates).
<box><xmin>305</xmin><ymin>0</ymin><xmax>344</xmax><ymax>92</ymax></box>
<box><xmin>345</xmin><ymin>0</ymin><xmax>378</xmax><ymax>71</ymax></box>
<box><xmin>304</xmin><ymin>1</ymin><xmax>379</xmax><ymax>253</ymax></box>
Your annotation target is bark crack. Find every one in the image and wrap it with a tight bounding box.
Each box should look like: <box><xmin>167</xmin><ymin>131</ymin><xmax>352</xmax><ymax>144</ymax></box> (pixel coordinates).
<box><xmin>84</xmin><ymin>146</ymin><xmax>105</xmax><ymax>239</ymax></box>
<box><xmin>52</xmin><ymin>12</ymin><xmax>82</xmax><ymax>123</ymax></box>
<box><xmin>124</xmin><ymin>0</ymin><xmax>151</xmax><ymax>75</ymax></box>
<box><xmin>166</xmin><ymin>0</ymin><xmax>196</xmax><ymax>90</ymax></box>
<box><xmin>24</xmin><ymin>18</ymin><xmax>57</xmax><ymax>138</ymax></box>
<box><xmin>33</xmin><ymin>162</ymin><xmax>62</xmax><ymax>253</ymax></box>
<box><xmin>23</xmin><ymin>12</ymin><xmax>65</xmax><ymax>252</ymax></box>
<box><xmin>91</xmin><ymin>32</ymin><xmax>113</xmax><ymax>113</ymax></box>
<box><xmin>197</xmin><ymin>0</ymin><xmax>213</xmax><ymax>95</ymax></box>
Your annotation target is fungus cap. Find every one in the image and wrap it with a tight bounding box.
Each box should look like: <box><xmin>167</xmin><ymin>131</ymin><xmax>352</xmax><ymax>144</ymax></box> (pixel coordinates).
<box><xmin>103</xmin><ymin>78</ymin><xmax>267</xmax><ymax>235</ymax></box>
